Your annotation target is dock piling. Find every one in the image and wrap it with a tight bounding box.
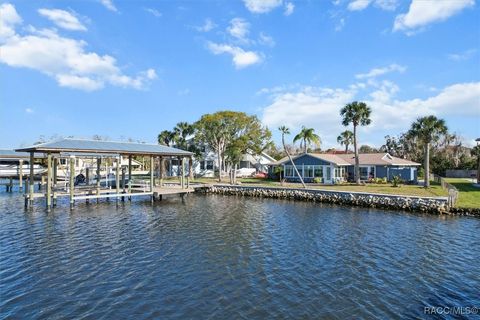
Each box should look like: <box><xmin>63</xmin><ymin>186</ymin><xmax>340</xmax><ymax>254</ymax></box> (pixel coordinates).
<box><xmin>69</xmin><ymin>156</ymin><xmax>75</xmax><ymax>209</ymax></box>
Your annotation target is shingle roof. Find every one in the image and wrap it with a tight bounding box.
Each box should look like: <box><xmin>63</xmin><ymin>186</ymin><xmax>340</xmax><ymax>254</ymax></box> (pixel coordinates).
<box><xmin>16</xmin><ymin>138</ymin><xmax>193</xmax><ymax>156</ymax></box>
<box><xmin>270</xmin><ymin>152</ymin><xmax>420</xmax><ymax>166</ymax></box>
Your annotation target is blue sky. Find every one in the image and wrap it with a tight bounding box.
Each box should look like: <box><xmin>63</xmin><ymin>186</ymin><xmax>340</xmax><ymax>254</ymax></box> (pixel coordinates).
<box><xmin>1</xmin><ymin>0</ymin><xmax>479</xmax><ymax>150</ymax></box>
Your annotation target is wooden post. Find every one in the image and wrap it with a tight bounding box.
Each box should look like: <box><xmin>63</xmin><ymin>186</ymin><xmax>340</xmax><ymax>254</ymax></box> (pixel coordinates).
<box><xmin>29</xmin><ymin>152</ymin><xmax>34</xmax><ymax>207</ymax></box>
<box><xmin>187</xmin><ymin>157</ymin><xmax>192</xmax><ymax>188</ymax></box>
<box><xmin>46</xmin><ymin>153</ymin><xmax>52</xmax><ymax>210</ymax></box>
<box><xmin>8</xmin><ymin>177</ymin><xmax>13</xmax><ymax>192</ymax></box>
<box><xmin>159</xmin><ymin>156</ymin><xmax>163</xmax><ymax>187</ymax></box>
<box><xmin>121</xmin><ymin>166</ymin><xmax>126</xmax><ymax>201</ymax></box>
<box><xmin>53</xmin><ymin>158</ymin><xmax>58</xmax><ymax>185</ymax></box>
<box><xmin>150</xmin><ymin>155</ymin><xmax>154</xmax><ymax>202</ymax></box>
<box><xmin>128</xmin><ymin>155</ymin><xmax>132</xmax><ymax>200</ymax></box>
<box><xmin>96</xmin><ymin>157</ymin><xmax>101</xmax><ymax>202</ymax></box>
<box><xmin>19</xmin><ymin>159</ymin><xmax>23</xmax><ymax>191</ymax></box>
<box><xmin>69</xmin><ymin>156</ymin><xmax>75</xmax><ymax>209</ymax></box>
<box><xmin>116</xmin><ymin>156</ymin><xmax>120</xmax><ymax>204</ymax></box>
<box><xmin>86</xmin><ymin>167</ymin><xmax>90</xmax><ymax>185</ymax></box>
<box><xmin>181</xmin><ymin>157</ymin><xmax>185</xmax><ymax>189</ymax></box>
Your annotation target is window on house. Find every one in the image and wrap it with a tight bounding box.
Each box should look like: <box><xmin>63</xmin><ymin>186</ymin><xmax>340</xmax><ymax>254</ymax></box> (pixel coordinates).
<box><xmin>200</xmin><ymin>161</ymin><xmax>205</xmax><ymax>170</ymax></box>
<box><xmin>206</xmin><ymin>161</ymin><xmax>214</xmax><ymax>170</ymax></box>
<box><xmin>314</xmin><ymin>166</ymin><xmax>323</xmax><ymax>177</ymax></box>
<box><xmin>284</xmin><ymin>165</ymin><xmax>294</xmax><ymax>177</ymax></box>
<box><xmin>304</xmin><ymin>165</ymin><xmax>314</xmax><ymax>178</ymax></box>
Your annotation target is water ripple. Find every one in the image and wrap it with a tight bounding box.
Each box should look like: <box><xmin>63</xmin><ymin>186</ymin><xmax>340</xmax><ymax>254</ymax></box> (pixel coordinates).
<box><xmin>0</xmin><ymin>193</ymin><xmax>479</xmax><ymax>319</ymax></box>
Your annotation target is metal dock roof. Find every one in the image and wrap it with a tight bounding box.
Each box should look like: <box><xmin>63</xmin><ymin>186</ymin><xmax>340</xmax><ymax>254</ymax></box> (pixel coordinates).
<box><xmin>16</xmin><ymin>138</ymin><xmax>193</xmax><ymax>156</ymax></box>
<box><xmin>0</xmin><ymin>150</ymin><xmax>32</xmax><ymax>159</ymax></box>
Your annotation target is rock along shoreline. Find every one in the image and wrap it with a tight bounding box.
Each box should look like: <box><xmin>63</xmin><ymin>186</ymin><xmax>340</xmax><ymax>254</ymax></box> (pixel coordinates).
<box><xmin>196</xmin><ymin>185</ymin><xmax>480</xmax><ymax>216</ymax></box>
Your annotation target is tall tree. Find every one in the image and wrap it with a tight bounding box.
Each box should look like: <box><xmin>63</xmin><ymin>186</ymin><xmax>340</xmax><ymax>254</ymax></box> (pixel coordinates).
<box><xmin>407</xmin><ymin>115</ymin><xmax>448</xmax><ymax>188</ymax></box>
<box><xmin>195</xmin><ymin>111</ymin><xmax>271</xmax><ymax>182</ymax></box>
<box><xmin>293</xmin><ymin>126</ymin><xmax>321</xmax><ymax>154</ymax></box>
<box><xmin>157</xmin><ymin>130</ymin><xmax>177</xmax><ymax>147</ymax></box>
<box><xmin>337</xmin><ymin>130</ymin><xmax>354</xmax><ymax>153</ymax></box>
<box><xmin>340</xmin><ymin>101</ymin><xmax>372</xmax><ymax>184</ymax></box>
<box><xmin>279</xmin><ymin>126</ymin><xmax>306</xmax><ymax>188</ymax></box>
<box><xmin>173</xmin><ymin>122</ymin><xmax>195</xmax><ymax>150</ymax></box>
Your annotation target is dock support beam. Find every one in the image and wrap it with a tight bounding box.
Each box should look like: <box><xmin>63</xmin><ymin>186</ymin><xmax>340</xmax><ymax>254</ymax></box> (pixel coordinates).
<box><xmin>46</xmin><ymin>153</ymin><xmax>52</xmax><ymax>211</ymax></box>
<box><xmin>96</xmin><ymin>157</ymin><xmax>101</xmax><ymax>202</ymax></box>
<box><xmin>69</xmin><ymin>156</ymin><xmax>75</xmax><ymax>209</ymax></box>
<box><xmin>181</xmin><ymin>157</ymin><xmax>185</xmax><ymax>189</ymax></box>
<box><xmin>116</xmin><ymin>156</ymin><xmax>120</xmax><ymax>204</ymax></box>
<box><xmin>128</xmin><ymin>155</ymin><xmax>132</xmax><ymax>201</ymax></box>
<box><xmin>29</xmin><ymin>152</ymin><xmax>34</xmax><ymax>207</ymax></box>
<box><xmin>150</xmin><ymin>155</ymin><xmax>154</xmax><ymax>202</ymax></box>
<box><xmin>121</xmin><ymin>167</ymin><xmax>126</xmax><ymax>201</ymax></box>
<box><xmin>187</xmin><ymin>157</ymin><xmax>192</xmax><ymax>188</ymax></box>
<box><xmin>159</xmin><ymin>156</ymin><xmax>163</xmax><ymax>187</ymax></box>
<box><xmin>19</xmin><ymin>159</ymin><xmax>23</xmax><ymax>191</ymax></box>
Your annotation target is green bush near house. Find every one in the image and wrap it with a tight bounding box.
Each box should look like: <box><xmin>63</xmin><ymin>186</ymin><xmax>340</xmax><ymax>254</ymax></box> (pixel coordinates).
<box><xmin>313</xmin><ymin>177</ymin><xmax>322</xmax><ymax>184</ymax></box>
<box><xmin>392</xmin><ymin>175</ymin><xmax>403</xmax><ymax>187</ymax></box>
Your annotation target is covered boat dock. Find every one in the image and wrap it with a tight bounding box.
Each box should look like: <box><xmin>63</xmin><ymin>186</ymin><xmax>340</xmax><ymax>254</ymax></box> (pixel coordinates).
<box><xmin>16</xmin><ymin>138</ymin><xmax>194</xmax><ymax>210</ymax></box>
<box><xmin>0</xmin><ymin>150</ymin><xmax>43</xmax><ymax>192</ymax></box>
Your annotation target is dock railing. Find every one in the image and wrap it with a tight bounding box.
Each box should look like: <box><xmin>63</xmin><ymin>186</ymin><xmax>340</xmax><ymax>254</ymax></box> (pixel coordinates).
<box><xmin>432</xmin><ymin>174</ymin><xmax>458</xmax><ymax>207</ymax></box>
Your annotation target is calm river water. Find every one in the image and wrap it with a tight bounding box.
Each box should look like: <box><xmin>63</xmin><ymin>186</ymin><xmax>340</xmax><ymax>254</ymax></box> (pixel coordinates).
<box><xmin>0</xmin><ymin>192</ymin><xmax>479</xmax><ymax>319</ymax></box>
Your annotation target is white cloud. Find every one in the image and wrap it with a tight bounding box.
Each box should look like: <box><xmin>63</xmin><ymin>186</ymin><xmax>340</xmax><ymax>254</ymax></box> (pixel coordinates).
<box><xmin>394</xmin><ymin>0</ymin><xmax>474</xmax><ymax>33</ymax></box>
<box><xmin>260</xmin><ymin>80</ymin><xmax>480</xmax><ymax>147</ymax></box>
<box><xmin>448</xmin><ymin>49</ymin><xmax>477</xmax><ymax>61</ymax></box>
<box><xmin>227</xmin><ymin>18</ymin><xmax>250</xmax><ymax>42</ymax></box>
<box><xmin>100</xmin><ymin>0</ymin><xmax>117</xmax><ymax>12</ymax></box>
<box><xmin>0</xmin><ymin>3</ymin><xmax>22</xmax><ymax>41</ymax></box>
<box><xmin>145</xmin><ymin>8</ymin><xmax>162</xmax><ymax>18</ymax></box>
<box><xmin>0</xmin><ymin>4</ymin><xmax>156</xmax><ymax>91</ymax></box>
<box><xmin>355</xmin><ymin>64</ymin><xmax>406</xmax><ymax>79</ymax></box>
<box><xmin>25</xmin><ymin>108</ymin><xmax>34</xmax><ymax>114</ymax></box>
<box><xmin>259</xmin><ymin>32</ymin><xmax>275</xmax><ymax>47</ymax></box>
<box><xmin>347</xmin><ymin>0</ymin><xmax>398</xmax><ymax>11</ymax></box>
<box><xmin>207</xmin><ymin>42</ymin><xmax>262</xmax><ymax>69</ymax></box>
<box><xmin>347</xmin><ymin>0</ymin><xmax>371</xmax><ymax>11</ymax></box>
<box><xmin>284</xmin><ymin>2</ymin><xmax>295</xmax><ymax>16</ymax></box>
<box><xmin>195</xmin><ymin>18</ymin><xmax>216</xmax><ymax>32</ymax></box>
<box><xmin>38</xmin><ymin>8</ymin><xmax>87</xmax><ymax>31</ymax></box>
<box><xmin>243</xmin><ymin>0</ymin><xmax>283</xmax><ymax>13</ymax></box>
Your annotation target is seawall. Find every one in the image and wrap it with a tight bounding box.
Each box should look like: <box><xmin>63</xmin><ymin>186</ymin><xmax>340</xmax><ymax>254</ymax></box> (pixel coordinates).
<box><xmin>197</xmin><ymin>185</ymin><xmax>462</xmax><ymax>215</ymax></box>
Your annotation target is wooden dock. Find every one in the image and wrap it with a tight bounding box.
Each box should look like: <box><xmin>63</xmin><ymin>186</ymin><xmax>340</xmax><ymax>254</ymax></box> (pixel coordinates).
<box><xmin>27</xmin><ymin>185</ymin><xmax>195</xmax><ymax>204</ymax></box>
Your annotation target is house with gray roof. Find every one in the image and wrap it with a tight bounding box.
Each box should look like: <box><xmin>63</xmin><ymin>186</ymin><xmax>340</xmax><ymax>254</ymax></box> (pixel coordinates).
<box><xmin>269</xmin><ymin>153</ymin><xmax>420</xmax><ymax>184</ymax></box>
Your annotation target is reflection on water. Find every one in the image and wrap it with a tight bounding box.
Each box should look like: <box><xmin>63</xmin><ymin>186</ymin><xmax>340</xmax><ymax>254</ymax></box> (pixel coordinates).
<box><xmin>0</xmin><ymin>192</ymin><xmax>479</xmax><ymax>319</ymax></box>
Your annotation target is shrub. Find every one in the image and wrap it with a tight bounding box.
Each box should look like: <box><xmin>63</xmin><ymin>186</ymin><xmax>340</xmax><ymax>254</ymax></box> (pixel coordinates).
<box><xmin>392</xmin><ymin>175</ymin><xmax>403</xmax><ymax>187</ymax></box>
<box><xmin>313</xmin><ymin>177</ymin><xmax>322</xmax><ymax>184</ymax></box>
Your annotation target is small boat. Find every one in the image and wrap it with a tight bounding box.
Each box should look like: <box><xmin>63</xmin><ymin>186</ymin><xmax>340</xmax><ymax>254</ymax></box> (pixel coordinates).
<box><xmin>0</xmin><ymin>163</ymin><xmax>46</xmax><ymax>177</ymax></box>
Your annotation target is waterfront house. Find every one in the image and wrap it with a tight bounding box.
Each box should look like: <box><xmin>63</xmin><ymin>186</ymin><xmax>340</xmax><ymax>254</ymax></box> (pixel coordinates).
<box><xmin>269</xmin><ymin>153</ymin><xmax>420</xmax><ymax>184</ymax></box>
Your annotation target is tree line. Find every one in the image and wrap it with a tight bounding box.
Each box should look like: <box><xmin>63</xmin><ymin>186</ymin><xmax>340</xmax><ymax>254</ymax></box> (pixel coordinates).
<box><xmin>157</xmin><ymin>103</ymin><xmax>479</xmax><ymax>189</ymax></box>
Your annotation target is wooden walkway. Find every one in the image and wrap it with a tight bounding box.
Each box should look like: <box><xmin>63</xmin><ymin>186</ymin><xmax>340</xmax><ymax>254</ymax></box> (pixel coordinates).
<box><xmin>27</xmin><ymin>186</ymin><xmax>195</xmax><ymax>204</ymax></box>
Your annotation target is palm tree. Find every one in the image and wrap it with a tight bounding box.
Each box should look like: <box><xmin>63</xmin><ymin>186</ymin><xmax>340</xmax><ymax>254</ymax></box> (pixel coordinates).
<box><xmin>337</xmin><ymin>130</ymin><xmax>354</xmax><ymax>153</ymax></box>
<box><xmin>408</xmin><ymin>116</ymin><xmax>448</xmax><ymax>187</ymax></box>
<box><xmin>158</xmin><ymin>130</ymin><xmax>177</xmax><ymax>146</ymax></box>
<box><xmin>293</xmin><ymin>126</ymin><xmax>321</xmax><ymax>154</ymax></box>
<box><xmin>173</xmin><ymin>122</ymin><xmax>195</xmax><ymax>150</ymax></box>
<box><xmin>279</xmin><ymin>126</ymin><xmax>306</xmax><ymax>188</ymax></box>
<box><xmin>340</xmin><ymin>101</ymin><xmax>372</xmax><ymax>184</ymax></box>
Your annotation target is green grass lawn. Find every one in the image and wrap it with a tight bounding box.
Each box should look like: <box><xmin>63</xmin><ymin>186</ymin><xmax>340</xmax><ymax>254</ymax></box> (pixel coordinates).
<box><xmin>192</xmin><ymin>177</ymin><xmax>447</xmax><ymax>198</ymax></box>
<box><xmin>445</xmin><ymin>178</ymin><xmax>480</xmax><ymax>208</ymax></box>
